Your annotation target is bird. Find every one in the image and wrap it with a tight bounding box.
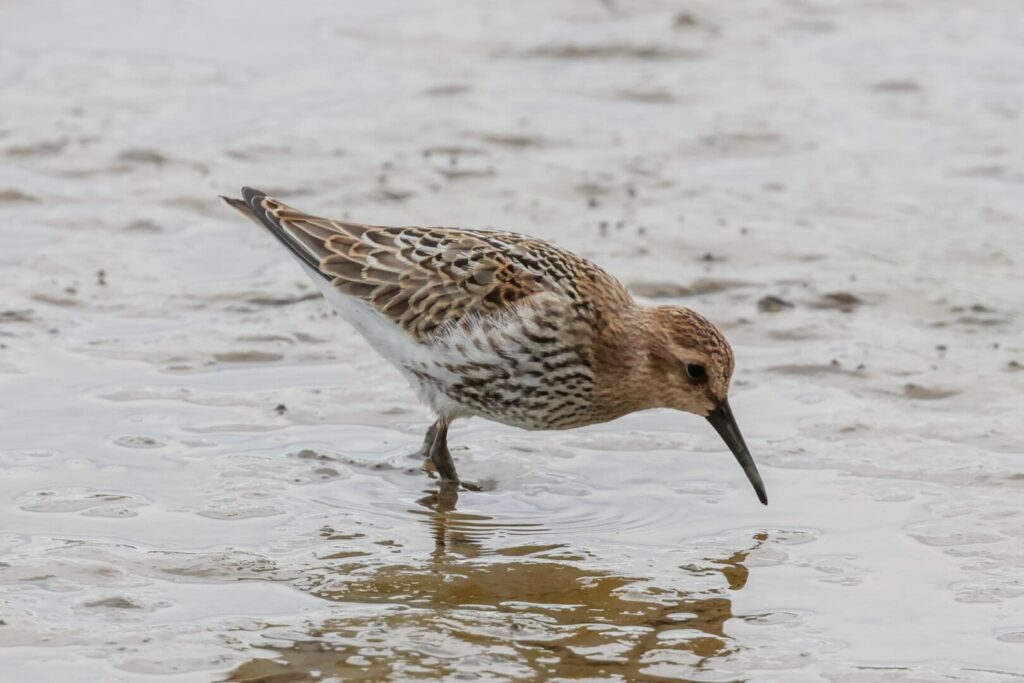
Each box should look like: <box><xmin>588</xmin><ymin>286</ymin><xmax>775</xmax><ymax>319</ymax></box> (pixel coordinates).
<box><xmin>222</xmin><ymin>187</ymin><xmax>767</xmax><ymax>505</ymax></box>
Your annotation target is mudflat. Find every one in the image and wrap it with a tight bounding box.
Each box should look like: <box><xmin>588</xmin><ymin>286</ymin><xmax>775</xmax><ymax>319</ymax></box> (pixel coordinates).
<box><xmin>1</xmin><ymin>1</ymin><xmax>1022</xmax><ymax>681</ymax></box>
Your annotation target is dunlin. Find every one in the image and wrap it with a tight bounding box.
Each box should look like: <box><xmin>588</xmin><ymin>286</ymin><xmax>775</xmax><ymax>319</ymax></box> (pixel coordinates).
<box><xmin>223</xmin><ymin>188</ymin><xmax>767</xmax><ymax>504</ymax></box>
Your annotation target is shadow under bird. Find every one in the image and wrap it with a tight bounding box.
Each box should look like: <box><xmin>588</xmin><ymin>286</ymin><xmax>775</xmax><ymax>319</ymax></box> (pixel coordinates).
<box><xmin>222</xmin><ymin>187</ymin><xmax>768</xmax><ymax>505</ymax></box>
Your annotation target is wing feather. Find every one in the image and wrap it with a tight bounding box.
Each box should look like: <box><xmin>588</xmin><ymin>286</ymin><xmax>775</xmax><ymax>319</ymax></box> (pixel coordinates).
<box><xmin>222</xmin><ymin>187</ymin><xmax>629</xmax><ymax>340</ymax></box>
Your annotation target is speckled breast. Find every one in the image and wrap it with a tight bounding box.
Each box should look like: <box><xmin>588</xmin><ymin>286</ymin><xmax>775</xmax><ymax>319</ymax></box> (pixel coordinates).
<box><xmin>406</xmin><ymin>296</ymin><xmax>601</xmax><ymax>430</ymax></box>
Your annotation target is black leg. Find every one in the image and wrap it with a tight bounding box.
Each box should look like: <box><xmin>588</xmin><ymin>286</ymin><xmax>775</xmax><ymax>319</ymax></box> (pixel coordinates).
<box><xmin>427</xmin><ymin>418</ymin><xmax>460</xmax><ymax>484</ymax></box>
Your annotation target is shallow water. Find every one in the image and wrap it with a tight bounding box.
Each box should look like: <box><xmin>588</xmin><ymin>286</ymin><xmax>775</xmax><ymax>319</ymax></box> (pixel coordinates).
<box><xmin>2</xmin><ymin>0</ymin><xmax>1023</xmax><ymax>681</ymax></box>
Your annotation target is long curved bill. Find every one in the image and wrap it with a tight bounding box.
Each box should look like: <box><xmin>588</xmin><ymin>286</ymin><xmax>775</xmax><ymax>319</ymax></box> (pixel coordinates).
<box><xmin>706</xmin><ymin>399</ymin><xmax>768</xmax><ymax>505</ymax></box>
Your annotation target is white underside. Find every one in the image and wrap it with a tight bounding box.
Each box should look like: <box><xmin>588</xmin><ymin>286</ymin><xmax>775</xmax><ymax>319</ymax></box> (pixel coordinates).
<box><xmin>300</xmin><ymin>263</ymin><xmax>486</xmax><ymax>419</ymax></box>
<box><xmin>296</xmin><ymin>260</ymin><xmax>580</xmax><ymax>429</ymax></box>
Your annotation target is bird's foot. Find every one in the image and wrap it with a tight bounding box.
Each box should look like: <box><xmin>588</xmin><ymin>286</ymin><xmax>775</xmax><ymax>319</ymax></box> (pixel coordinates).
<box><xmin>428</xmin><ymin>471</ymin><xmax>484</xmax><ymax>493</ymax></box>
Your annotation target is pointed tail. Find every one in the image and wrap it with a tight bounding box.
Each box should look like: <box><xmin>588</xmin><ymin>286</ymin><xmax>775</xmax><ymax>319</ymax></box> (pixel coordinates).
<box><xmin>220</xmin><ymin>187</ymin><xmax>328</xmax><ymax>279</ymax></box>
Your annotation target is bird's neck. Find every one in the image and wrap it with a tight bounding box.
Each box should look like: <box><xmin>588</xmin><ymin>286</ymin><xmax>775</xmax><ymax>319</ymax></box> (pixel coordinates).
<box><xmin>590</xmin><ymin>305</ymin><xmax>671</xmax><ymax>419</ymax></box>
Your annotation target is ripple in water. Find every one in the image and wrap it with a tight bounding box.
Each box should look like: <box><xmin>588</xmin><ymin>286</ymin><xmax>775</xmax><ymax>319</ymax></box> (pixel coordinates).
<box><xmin>403</xmin><ymin>486</ymin><xmax>687</xmax><ymax>546</ymax></box>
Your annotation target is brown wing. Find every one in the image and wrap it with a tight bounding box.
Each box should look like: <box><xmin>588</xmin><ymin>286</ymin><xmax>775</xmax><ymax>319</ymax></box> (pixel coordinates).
<box><xmin>223</xmin><ymin>187</ymin><xmax>578</xmax><ymax>339</ymax></box>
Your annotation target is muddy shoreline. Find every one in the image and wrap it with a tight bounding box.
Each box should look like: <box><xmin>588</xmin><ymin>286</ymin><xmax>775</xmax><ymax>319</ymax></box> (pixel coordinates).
<box><xmin>1</xmin><ymin>1</ymin><xmax>1023</xmax><ymax>680</ymax></box>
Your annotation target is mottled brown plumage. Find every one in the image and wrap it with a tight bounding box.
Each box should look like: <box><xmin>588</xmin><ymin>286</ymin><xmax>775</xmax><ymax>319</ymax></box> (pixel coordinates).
<box><xmin>245</xmin><ymin>192</ymin><xmax>632</xmax><ymax>341</ymax></box>
<box><xmin>222</xmin><ymin>187</ymin><xmax>767</xmax><ymax>504</ymax></box>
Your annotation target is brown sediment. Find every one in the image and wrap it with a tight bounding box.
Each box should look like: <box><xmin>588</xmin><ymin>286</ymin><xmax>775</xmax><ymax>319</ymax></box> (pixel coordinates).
<box><xmin>631</xmin><ymin>279</ymin><xmax>748</xmax><ymax>298</ymax></box>
<box><xmin>809</xmin><ymin>292</ymin><xmax>863</xmax><ymax>312</ymax></box>
<box><xmin>767</xmin><ymin>362</ymin><xmax>864</xmax><ymax>377</ymax></box>
<box><xmin>478</xmin><ymin>133</ymin><xmax>548</xmax><ymax>147</ymax></box>
<box><xmin>245</xmin><ymin>293</ymin><xmax>321</xmax><ymax>307</ymax></box>
<box><xmin>519</xmin><ymin>44</ymin><xmax>702</xmax><ymax>61</ymax></box>
<box><xmin>0</xmin><ymin>189</ymin><xmax>38</xmax><ymax>202</ymax></box>
<box><xmin>757</xmin><ymin>295</ymin><xmax>794</xmax><ymax>312</ymax></box>
<box><xmin>902</xmin><ymin>383</ymin><xmax>959</xmax><ymax>400</ymax></box>
<box><xmin>213</xmin><ymin>351</ymin><xmax>284</xmax><ymax>363</ymax></box>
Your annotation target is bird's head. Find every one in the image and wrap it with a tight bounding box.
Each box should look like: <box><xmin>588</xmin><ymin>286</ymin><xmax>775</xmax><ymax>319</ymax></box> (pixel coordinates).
<box><xmin>649</xmin><ymin>305</ymin><xmax>767</xmax><ymax>505</ymax></box>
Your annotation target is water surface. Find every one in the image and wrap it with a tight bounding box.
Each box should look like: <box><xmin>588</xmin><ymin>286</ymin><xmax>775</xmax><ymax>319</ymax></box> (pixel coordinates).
<box><xmin>1</xmin><ymin>1</ymin><xmax>1023</xmax><ymax>680</ymax></box>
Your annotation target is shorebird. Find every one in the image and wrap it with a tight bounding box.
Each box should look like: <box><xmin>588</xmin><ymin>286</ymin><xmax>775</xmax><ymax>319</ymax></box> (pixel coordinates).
<box><xmin>222</xmin><ymin>187</ymin><xmax>767</xmax><ymax>504</ymax></box>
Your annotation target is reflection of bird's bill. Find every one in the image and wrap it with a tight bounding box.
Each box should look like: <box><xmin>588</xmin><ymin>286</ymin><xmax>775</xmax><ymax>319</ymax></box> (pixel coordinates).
<box><xmin>706</xmin><ymin>399</ymin><xmax>768</xmax><ymax>505</ymax></box>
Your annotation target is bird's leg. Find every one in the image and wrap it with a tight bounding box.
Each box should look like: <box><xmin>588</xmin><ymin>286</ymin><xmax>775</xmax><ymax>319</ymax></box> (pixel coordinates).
<box><xmin>421</xmin><ymin>419</ymin><xmax>482</xmax><ymax>491</ymax></box>
<box><xmin>427</xmin><ymin>417</ymin><xmax>460</xmax><ymax>484</ymax></box>
<box><xmin>410</xmin><ymin>419</ymin><xmax>440</xmax><ymax>460</ymax></box>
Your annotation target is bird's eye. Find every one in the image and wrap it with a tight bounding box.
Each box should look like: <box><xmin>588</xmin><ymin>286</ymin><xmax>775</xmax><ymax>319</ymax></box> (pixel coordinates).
<box><xmin>685</xmin><ymin>363</ymin><xmax>707</xmax><ymax>382</ymax></box>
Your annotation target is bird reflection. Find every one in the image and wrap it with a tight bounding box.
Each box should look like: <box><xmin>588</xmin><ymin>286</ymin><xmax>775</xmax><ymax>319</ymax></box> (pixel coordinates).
<box><xmin>413</xmin><ymin>482</ymin><xmax>548</xmax><ymax>559</ymax></box>
<box><xmin>224</xmin><ymin>519</ymin><xmax>770</xmax><ymax>682</ymax></box>
<box><xmin>416</xmin><ymin>483</ymin><xmax>470</xmax><ymax>557</ymax></box>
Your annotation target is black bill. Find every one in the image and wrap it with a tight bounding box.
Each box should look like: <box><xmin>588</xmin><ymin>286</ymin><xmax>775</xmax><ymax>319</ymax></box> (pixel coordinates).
<box><xmin>706</xmin><ymin>399</ymin><xmax>768</xmax><ymax>505</ymax></box>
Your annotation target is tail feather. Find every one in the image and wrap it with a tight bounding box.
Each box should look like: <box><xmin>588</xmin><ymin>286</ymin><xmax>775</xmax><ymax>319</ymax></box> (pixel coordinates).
<box><xmin>220</xmin><ymin>187</ymin><xmax>330</xmax><ymax>280</ymax></box>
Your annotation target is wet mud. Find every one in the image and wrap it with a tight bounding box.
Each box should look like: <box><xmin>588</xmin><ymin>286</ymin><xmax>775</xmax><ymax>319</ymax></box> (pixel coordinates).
<box><xmin>1</xmin><ymin>1</ymin><xmax>1023</xmax><ymax>681</ymax></box>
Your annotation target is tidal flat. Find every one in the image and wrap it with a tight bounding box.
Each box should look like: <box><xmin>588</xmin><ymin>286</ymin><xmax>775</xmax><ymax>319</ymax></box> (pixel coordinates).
<box><xmin>1</xmin><ymin>1</ymin><xmax>1022</xmax><ymax>680</ymax></box>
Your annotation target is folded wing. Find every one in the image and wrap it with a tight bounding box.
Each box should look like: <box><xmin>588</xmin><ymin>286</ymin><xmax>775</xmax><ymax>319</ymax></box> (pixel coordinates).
<box><xmin>223</xmin><ymin>187</ymin><xmax>555</xmax><ymax>340</ymax></box>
